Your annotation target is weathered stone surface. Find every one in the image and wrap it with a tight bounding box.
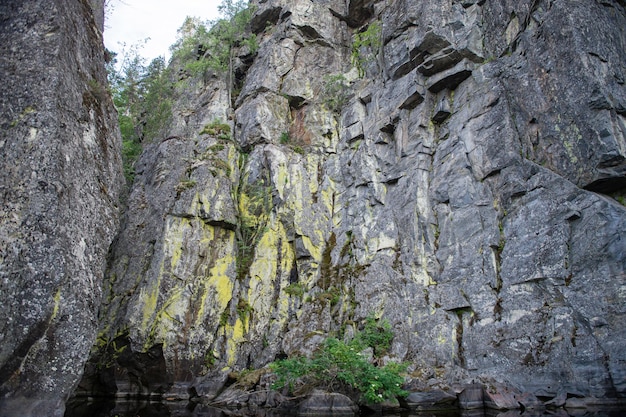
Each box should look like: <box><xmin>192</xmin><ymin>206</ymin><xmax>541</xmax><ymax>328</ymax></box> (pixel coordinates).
<box><xmin>297</xmin><ymin>390</ymin><xmax>359</xmax><ymax>415</ymax></box>
<box><xmin>236</xmin><ymin>93</ymin><xmax>291</xmax><ymax>149</ymax></box>
<box><xmin>483</xmin><ymin>384</ymin><xmax>520</xmax><ymax>410</ymax></box>
<box><xmin>77</xmin><ymin>0</ymin><xmax>626</xmax><ymax>409</ymax></box>
<box><xmin>401</xmin><ymin>390</ymin><xmax>458</xmax><ymax>411</ymax></box>
<box><xmin>457</xmin><ymin>384</ymin><xmax>485</xmax><ymax>410</ymax></box>
<box><xmin>76</xmin><ymin>73</ymin><xmax>240</xmax><ymax>398</ymax></box>
<box><xmin>0</xmin><ymin>0</ymin><xmax>123</xmax><ymax>415</ymax></box>
<box><xmin>514</xmin><ymin>391</ymin><xmax>544</xmax><ymax>411</ymax></box>
<box><xmin>484</xmin><ymin>1</ymin><xmax>626</xmax><ymax>191</ymax></box>
<box><xmin>426</xmin><ymin>58</ymin><xmax>474</xmax><ymax>93</ymax></box>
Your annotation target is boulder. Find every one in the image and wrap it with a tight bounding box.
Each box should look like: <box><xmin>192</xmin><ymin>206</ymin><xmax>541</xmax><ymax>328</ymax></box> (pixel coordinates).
<box><xmin>297</xmin><ymin>390</ymin><xmax>358</xmax><ymax>415</ymax></box>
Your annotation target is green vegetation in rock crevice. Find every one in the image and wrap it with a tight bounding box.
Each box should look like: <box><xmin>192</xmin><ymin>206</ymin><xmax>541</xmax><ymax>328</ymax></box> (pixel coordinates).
<box><xmin>321</xmin><ymin>74</ymin><xmax>350</xmax><ymax>114</ymax></box>
<box><xmin>234</xmin><ymin>165</ymin><xmax>273</xmax><ymax>282</ymax></box>
<box><xmin>351</xmin><ymin>21</ymin><xmax>382</xmax><ymax>78</ymax></box>
<box><xmin>315</xmin><ymin>231</ymin><xmax>364</xmax><ymax>319</ymax></box>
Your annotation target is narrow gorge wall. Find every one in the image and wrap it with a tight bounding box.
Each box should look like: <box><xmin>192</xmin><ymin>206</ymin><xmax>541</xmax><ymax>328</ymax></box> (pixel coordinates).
<box><xmin>0</xmin><ymin>0</ymin><xmax>123</xmax><ymax>415</ymax></box>
<box><xmin>82</xmin><ymin>0</ymin><xmax>626</xmax><ymax>405</ymax></box>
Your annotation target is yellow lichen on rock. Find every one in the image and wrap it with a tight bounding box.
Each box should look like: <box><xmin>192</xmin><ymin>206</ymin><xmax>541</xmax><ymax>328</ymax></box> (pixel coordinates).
<box><xmin>225</xmin><ymin>318</ymin><xmax>247</xmax><ymax>366</ymax></box>
<box><xmin>194</xmin><ymin>250</ymin><xmax>235</xmax><ymax>327</ymax></box>
<box><xmin>139</xmin><ymin>283</ymin><xmax>160</xmax><ymax>337</ymax></box>
<box><xmin>300</xmin><ymin>234</ymin><xmax>322</xmax><ymax>262</ymax></box>
<box><xmin>149</xmin><ymin>286</ymin><xmax>185</xmax><ymax>349</ymax></box>
<box><xmin>247</xmin><ymin>221</ymin><xmax>280</xmax><ymax>308</ymax></box>
<box><xmin>208</xmin><ymin>253</ymin><xmax>236</xmax><ymax>312</ymax></box>
<box><xmin>247</xmin><ymin>219</ymin><xmax>295</xmax><ymax>332</ymax></box>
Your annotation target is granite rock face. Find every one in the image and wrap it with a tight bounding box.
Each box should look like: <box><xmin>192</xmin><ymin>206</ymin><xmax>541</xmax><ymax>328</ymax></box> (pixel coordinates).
<box><xmin>81</xmin><ymin>0</ymin><xmax>625</xmax><ymax>407</ymax></box>
<box><xmin>0</xmin><ymin>0</ymin><xmax>123</xmax><ymax>415</ymax></box>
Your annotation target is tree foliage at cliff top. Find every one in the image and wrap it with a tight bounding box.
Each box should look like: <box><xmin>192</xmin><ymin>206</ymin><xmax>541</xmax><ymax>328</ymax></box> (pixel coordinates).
<box><xmin>108</xmin><ymin>0</ymin><xmax>254</xmax><ymax>183</ymax></box>
<box><xmin>107</xmin><ymin>43</ymin><xmax>173</xmax><ymax>183</ymax></box>
<box><xmin>170</xmin><ymin>0</ymin><xmax>256</xmax><ymax>77</ymax></box>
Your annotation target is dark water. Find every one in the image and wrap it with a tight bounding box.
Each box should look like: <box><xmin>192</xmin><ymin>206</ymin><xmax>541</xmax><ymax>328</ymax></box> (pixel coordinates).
<box><xmin>64</xmin><ymin>399</ymin><xmax>626</xmax><ymax>417</ymax></box>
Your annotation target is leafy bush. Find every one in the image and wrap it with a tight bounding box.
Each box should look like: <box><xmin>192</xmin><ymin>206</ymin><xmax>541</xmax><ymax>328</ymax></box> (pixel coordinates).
<box><xmin>170</xmin><ymin>17</ymin><xmax>223</xmax><ymax>76</ymax></box>
<box><xmin>270</xmin><ymin>317</ymin><xmax>407</xmax><ymax>404</ymax></box>
<box><xmin>353</xmin><ymin>314</ymin><xmax>394</xmax><ymax>356</ymax></box>
<box><xmin>236</xmin><ymin>179</ymin><xmax>272</xmax><ymax>280</ymax></box>
<box><xmin>108</xmin><ymin>46</ymin><xmax>172</xmax><ymax>185</ymax></box>
<box><xmin>284</xmin><ymin>282</ymin><xmax>306</xmax><ymax>298</ymax></box>
<box><xmin>170</xmin><ymin>0</ymin><xmax>256</xmax><ymax>78</ymax></box>
<box><xmin>141</xmin><ymin>57</ymin><xmax>173</xmax><ymax>141</ymax></box>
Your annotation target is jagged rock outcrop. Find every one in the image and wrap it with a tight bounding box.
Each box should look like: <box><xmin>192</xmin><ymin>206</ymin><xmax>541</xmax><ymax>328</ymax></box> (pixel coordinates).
<box><xmin>79</xmin><ymin>0</ymin><xmax>625</xmax><ymax>411</ymax></box>
<box><xmin>0</xmin><ymin>0</ymin><xmax>123</xmax><ymax>415</ymax></box>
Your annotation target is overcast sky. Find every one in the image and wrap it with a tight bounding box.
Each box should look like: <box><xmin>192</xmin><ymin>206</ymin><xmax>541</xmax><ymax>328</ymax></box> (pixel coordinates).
<box><xmin>103</xmin><ymin>0</ymin><xmax>221</xmax><ymax>63</ymax></box>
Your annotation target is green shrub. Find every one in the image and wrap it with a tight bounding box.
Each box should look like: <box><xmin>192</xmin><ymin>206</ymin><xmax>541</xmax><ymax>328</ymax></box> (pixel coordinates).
<box><xmin>209</xmin><ymin>144</ymin><xmax>225</xmax><ymax>153</ymax></box>
<box><xmin>201</xmin><ymin>119</ymin><xmax>231</xmax><ymax>138</ymax></box>
<box><xmin>269</xmin><ymin>317</ymin><xmax>407</xmax><ymax>404</ymax></box>
<box><xmin>322</xmin><ymin>74</ymin><xmax>350</xmax><ymax>113</ymax></box>
<box><xmin>237</xmin><ymin>298</ymin><xmax>253</xmax><ymax>323</ymax></box>
<box><xmin>141</xmin><ymin>57</ymin><xmax>173</xmax><ymax>141</ymax></box>
<box><xmin>279</xmin><ymin>131</ymin><xmax>291</xmax><ymax>144</ymax></box>
<box><xmin>353</xmin><ymin>314</ymin><xmax>394</xmax><ymax>356</ymax></box>
<box><xmin>242</xmin><ymin>33</ymin><xmax>259</xmax><ymax>55</ymax></box>
<box><xmin>219</xmin><ymin>309</ymin><xmax>230</xmax><ymax>327</ymax></box>
<box><xmin>170</xmin><ymin>1</ymin><xmax>257</xmax><ymax>79</ymax></box>
<box><xmin>109</xmin><ymin>48</ymin><xmax>172</xmax><ymax>186</ymax></box>
<box><xmin>351</xmin><ymin>21</ymin><xmax>382</xmax><ymax>78</ymax></box>
<box><xmin>235</xmin><ymin>179</ymin><xmax>272</xmax><ymax>280</ymax></box>
<box><xmin>315</xmin><ymin>287</ymin><xmax>341</xmax><ymax>306</ymax></box>
<box><xmin>284</xmin><ymin>282</ymin><xmax>306</xmax><ymax>298</ymax></box>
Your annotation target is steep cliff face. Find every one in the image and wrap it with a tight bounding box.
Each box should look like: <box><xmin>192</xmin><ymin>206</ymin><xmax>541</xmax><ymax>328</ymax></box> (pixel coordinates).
<box><xmin>83</xmin><ymin>0</ymin><xmax>625</xmax><ymax>406</ymax></box>
<box><xmin>0</xmin><ymin>0</ymin><xmax>123</xmax><ymax>415</ymax></box>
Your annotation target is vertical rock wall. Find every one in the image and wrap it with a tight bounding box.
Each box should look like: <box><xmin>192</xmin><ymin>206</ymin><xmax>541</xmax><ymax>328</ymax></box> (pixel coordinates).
<box><xmin>0</xmin><ymin>0</ymin><xmax>123</xmax><ymax>415</ymax></box>
<box><xmin>83</xmin><ymin>0</ymin><xmax>625</xmax><ymax>405</ymax></box>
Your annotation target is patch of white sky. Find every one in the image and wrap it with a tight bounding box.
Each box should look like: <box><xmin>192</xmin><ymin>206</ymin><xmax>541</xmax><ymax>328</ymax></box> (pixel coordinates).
<box><xmin>103</xmin><ymin>0</ymin><xmax>221</xmax><ymax>64</ymax></box>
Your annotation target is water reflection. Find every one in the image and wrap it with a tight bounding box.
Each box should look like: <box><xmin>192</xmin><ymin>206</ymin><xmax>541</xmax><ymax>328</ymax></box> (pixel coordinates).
<box><xmin>64</xmin><ymin>399</ymin><xmax>626</xmax><ymax>417</ymax></box>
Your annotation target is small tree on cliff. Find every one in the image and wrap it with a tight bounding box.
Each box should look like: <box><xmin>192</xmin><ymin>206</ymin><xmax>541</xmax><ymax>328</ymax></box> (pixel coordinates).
<box><xmin>170</xmin><ymin>0</ymin><xmax>256</xmax><ymax>103</ymax></box>
<box><xmin>107</xmin><ymin>42</ymin><xmax>172</xmax><ymax>183</ymax></box>
<box><xmin>217</xmin><ymin>0</ymin><xmax>256</xmax><ymax>104</ymax></box>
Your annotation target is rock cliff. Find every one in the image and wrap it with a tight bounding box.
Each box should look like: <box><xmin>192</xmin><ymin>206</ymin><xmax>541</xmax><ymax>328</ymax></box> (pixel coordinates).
<box><xmin>0</xmin><ymin>0</ymin><xmax>123</xmax><ymax>415</ymax></box>
<box><xmin>76</xmin><ymin>0</ymin><xmax>626</xmax><ymax>407</ymax></box>
<box><xmin>2</xmin><ymin>0</ymin><xmax>621</xmax><ymax>413</ymax></box>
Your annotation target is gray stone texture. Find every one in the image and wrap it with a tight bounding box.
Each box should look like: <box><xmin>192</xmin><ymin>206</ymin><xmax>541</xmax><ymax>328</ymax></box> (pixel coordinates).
<box><xmin>77</xmin><ymin>0</ymin><xmax>626</xmax><ymax>409</ymax></box>
<box><xmin>0</xmin><ymin>0</ymin><xmax>123</xmax><ymax>415</ymax></box>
